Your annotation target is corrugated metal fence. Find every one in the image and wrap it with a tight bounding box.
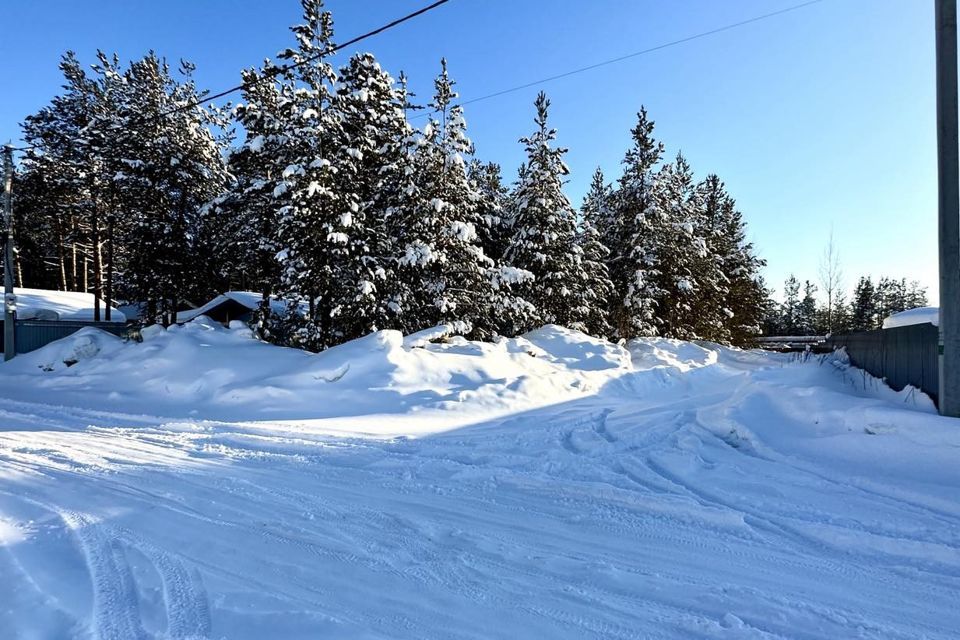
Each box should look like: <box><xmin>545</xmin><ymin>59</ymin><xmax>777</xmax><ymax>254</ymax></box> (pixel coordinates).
<box><xmin>827</xmin><ymin>323</ymin><xmax>939</xmax><ymax>405</ymax></box>
<box><xmin>0</xmin><ymin>320</ymin><xmax>130</xmax><ymax>355</ymax></box>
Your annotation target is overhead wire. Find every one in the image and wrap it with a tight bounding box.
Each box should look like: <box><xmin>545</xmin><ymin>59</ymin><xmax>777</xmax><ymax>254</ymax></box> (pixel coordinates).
<box><xmin>8</xmin><ymin>0</ymin><xmax>451</xmax><ymax>153</ymax></box>
<box><xmin>458</xmin><ymin>0</ymin><xmax>826</xmax><ymax>108</ymax></box>
<box><xmin>10</xmin><ymin>0</ymin><xmax>826</xmax><ymax>150</ymax></box>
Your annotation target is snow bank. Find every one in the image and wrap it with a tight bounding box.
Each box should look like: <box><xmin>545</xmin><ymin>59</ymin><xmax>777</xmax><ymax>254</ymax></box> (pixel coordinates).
<box><xmin>3</xmin><ymin>322</ymin><xmax>960</xmax><ymax>638</ymax></box>
<box><xmin>11</xmin><ymin>287</ymin><xmax>126</xmax><ymax>322</ymax></box>
<box><xmin>882</xmin><ymin>306</ymin><xmax>939</xmax><ymax>329</ymax></box>
<box><xmin>1</xmin><ymin>321</ymin><xmax>653</xmax><ymax>435</ymax></box>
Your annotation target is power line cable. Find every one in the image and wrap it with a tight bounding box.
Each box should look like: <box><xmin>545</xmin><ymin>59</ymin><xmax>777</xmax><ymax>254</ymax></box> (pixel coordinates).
<box><xmin>429</xmin><ymin>0</ymin><xmax>825</xmax><ymax>115</ymax></box>
<box><xmin>10</xmin><ymin>0</ymin><xmax>451</xmax><ymax>152</ymax></box>
<box><xmin>167</xmin><ymin>0</ymin><xmax>450</xmax><ymax>117</ymax></box>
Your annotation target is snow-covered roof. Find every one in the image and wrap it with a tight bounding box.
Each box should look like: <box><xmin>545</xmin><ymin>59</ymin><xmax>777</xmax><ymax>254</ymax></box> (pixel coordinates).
<box><xmin>177</xmin><ymin>291</ymin><xmax>293</xmax><ymax>323</ymax></box>
<box><xmin>11</xmin><ymin>288</ymin><xmax>126</xmax><ymax>323</ymax></box>
<box><xmin>882</xmin><ymin>307</ymin><xmax>939</xmax><ymax>329</ymax></box>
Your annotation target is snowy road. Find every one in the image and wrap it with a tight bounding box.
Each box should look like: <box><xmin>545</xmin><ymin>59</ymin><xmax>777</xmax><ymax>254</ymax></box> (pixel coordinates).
<box><xmin>1</xmin><ymin>326</ymin><xmax>959</xmax><ymax>639</ymax></box>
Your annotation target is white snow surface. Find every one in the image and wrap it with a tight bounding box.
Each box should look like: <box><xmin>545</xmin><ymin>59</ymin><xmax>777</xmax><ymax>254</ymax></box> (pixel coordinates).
<box><xmin>10</xmin><ymin>287</ymin><xmax>126</xmax><ymax>323</ymax></box>
<box><xmin>882</xmin><ymin>305</ymin><xmax>939</xmax><ymax>329</ymax></box>
<box><xmin>1</xmin><ymin>322</ymin><xmax>959</xmax><ymax>638</ymax></box>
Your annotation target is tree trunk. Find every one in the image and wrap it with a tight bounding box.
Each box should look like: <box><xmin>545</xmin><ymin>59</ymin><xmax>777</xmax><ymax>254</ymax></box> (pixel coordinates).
<box><xmin>14</xmin><ymin>249</ymin><xmax>23</xmax><ymax>288</ymax></box>
<box><xmin>71</xmin><ymin>235</ymin><xmax>77</xmax><ymax>291</ymax></box>
<box><xmin>92</xmin><ymin>202</ymin><xmax>102</xmax><ymax>321</ymax></box>
<box><xmin>105</xmin><ymin>216</ymin><xmax>114</xmax><ymax>322</ymax></box>
<box><xmin>56</xmin><ymin>217</ymin><xmax>67</xmax><ymax>291</ymax></box>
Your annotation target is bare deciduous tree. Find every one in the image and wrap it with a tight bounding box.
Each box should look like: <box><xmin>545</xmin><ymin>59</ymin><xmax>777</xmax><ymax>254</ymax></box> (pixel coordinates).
<box><xmin>819</xmin><ymin>229</ymin><xmax>844</xmax><ymax>333</ymax></box>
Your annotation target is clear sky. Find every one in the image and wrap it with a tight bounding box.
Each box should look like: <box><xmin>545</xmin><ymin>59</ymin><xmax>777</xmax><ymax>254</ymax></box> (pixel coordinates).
<box><xmin>0</xmin><ymin>0</ymin><xmax>939</xmax><ymax>302</ymax></box>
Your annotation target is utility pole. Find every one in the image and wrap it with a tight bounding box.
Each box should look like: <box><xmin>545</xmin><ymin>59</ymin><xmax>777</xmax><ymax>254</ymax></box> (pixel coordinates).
<box><xmin>3</xmin><ymin>144</ymin><xmax>15</xmax><ymax>361</ymax></box>
<box><xmin>937</xmin><ymin>0</ymin><xmax>960</xmax><ymax>416</ymax></box>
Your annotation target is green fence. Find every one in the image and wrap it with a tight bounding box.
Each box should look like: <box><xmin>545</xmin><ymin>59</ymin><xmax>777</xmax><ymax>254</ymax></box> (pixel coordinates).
<box><xmin>827</xmin><ymin>323</ymin><xmax>939</xmax><ymax>405</ymax></box>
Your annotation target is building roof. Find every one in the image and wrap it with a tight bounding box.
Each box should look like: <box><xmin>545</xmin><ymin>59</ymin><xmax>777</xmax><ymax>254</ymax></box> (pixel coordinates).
<box><xmin>882</xmin><ymin>306</ymin><xmax>939</xmax><ymax>329</ymax></box>
<box><xmin>177</xmin><ymin>291</ymin><xmax>295</xmax><ymax>323</ymax></box>
<box><xmin>11</xmin><ymin>288</ymin><xmax>126</xmax><ymax>323</ymax></box>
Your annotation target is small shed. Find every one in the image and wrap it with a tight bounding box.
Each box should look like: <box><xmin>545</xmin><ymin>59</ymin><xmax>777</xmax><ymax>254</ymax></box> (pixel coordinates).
<box><xmin>177</xmin><ymin>291</ymin><xmax>292</xmax><ymax>326</ymax></box>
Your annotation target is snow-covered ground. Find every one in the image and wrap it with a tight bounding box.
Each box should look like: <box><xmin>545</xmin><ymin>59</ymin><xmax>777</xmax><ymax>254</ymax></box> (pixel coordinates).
<box><xmin>1</xmin><ymin>322</ymin><xmax>958</xmax><ymax>639</ymax></box>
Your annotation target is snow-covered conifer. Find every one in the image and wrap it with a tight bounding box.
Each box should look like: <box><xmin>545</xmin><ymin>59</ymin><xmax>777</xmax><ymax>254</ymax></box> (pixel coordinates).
<box><xmin>503</xmin><ymin>92</ymin><xmax>587</xmax><ymax>333</ymax></box>
<box><xmin>578</xmin><ymin>168</ymin><xmax>616</xmax><ymax>337</ymax></box>
<box><xmin>393</xmin><ymin>59</ymin><xmax>498</xmax><ymax>336</ymax></box>
<box><xmin>609</xmin><ymin>107</ymin><xmax>665</xmax><ymax>338</ymax></box>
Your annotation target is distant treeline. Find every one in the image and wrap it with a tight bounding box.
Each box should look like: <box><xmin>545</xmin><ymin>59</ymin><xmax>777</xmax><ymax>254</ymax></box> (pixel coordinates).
<box><xmin>764</xmin><ymin>275</ymin><xmax>929</xmax><ymax>336</ymax></box>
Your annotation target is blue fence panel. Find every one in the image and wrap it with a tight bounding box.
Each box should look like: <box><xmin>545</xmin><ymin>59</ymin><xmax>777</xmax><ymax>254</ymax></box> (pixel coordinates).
<box><xmin>0</xmin><ymin>320</ymin><xmax>130</xmax><ymax>355</ymax></box>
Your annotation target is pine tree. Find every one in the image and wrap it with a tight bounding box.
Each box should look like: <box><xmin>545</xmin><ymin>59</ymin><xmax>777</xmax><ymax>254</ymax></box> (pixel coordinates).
<box><xmin>503</xmin><ymin>92</ymin><xmax>588</xmax><ymax>333</ymax></box>
<box><xmin>109</xmin><ymin>53</ymin><xmax>231</xmax><ymax>323</ymax></box>
<box><xmin>20</xmin><ymin>51</ymin><xmax>109</xmax><ymax>302</ymax></box>
<box><xmin>905</xmin><ymin>280</ymin><xmax>929</xmax><ymax>309</ymax></box>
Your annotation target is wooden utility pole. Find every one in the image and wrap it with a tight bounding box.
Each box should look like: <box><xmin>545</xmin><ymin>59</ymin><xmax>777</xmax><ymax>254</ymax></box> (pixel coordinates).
<box><xmin>3</xmin><ymin>145</ymin><xmax>15</xmax><ymax>361</ymax></box>
<box><xmin>936</xmin><ymin>0</ymin><xmax>960</xmax><ymax>416</ymax></box>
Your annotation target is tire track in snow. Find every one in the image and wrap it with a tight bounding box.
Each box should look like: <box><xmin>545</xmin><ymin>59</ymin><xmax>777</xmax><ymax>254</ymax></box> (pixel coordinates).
<box><xmin>59</xmin><ymin>511</ymin><xmax>150</xmax><ymax>640</ymax></box>
<box><xmin>592</xmin><ymin>409</ymin><xmax>617</xmax><ymax>443</ymax></box>
<box><xmin>115</xmin><ymin>528</ymin><xmax>211</xmax><ymax>639</ymax></box>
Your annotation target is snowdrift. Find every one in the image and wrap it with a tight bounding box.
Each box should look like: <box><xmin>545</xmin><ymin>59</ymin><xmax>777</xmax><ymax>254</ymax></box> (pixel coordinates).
<box><xmin>4</xmin><ymin>319</ymin><xmax>718</xmax><ymax>435</ymax></box>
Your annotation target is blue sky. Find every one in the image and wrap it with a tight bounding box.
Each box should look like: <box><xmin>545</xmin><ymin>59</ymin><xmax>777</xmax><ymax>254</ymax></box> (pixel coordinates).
<box><xmin>0</xmin><ymin>0</ymin><xmax>938</xmax><ymax>302</ymax></box>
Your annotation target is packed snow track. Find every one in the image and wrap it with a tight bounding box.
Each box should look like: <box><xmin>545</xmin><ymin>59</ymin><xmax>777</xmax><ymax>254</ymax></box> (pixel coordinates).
<box><xmin>0</xmin><ymin>323</ymin><xmax>958</xmax><ymax>639</ymax></box>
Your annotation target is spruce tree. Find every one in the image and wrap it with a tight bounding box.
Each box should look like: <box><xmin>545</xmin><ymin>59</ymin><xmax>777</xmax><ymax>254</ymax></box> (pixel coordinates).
<box><xmin>393</xmin><ymin>59</ymin><xmax>498</xmax><ymax>336</ymax></box>
<box><xmin>579</xmin><ymin>168</ymin><xmax>618</xmax><ymax>337</ymax></box>
<box><xmin>608</xmin><ymin>107</ymin><xmax>665</xmax><ymax>338</ymax></box>
<box><xmin>781</xmin><ymin>275</ymin><xmax>801</xmax><ymax>334</ymax></box>
<box><xmin>851</xmin><ymin>276</ymin><xmax>877</xmax><ymax>331</ymax></box>
<box><xmin>469</xmin><ymin>160</ymin><xmax>510</xmax><ymax>263</ymax></box>
<box><xmin>268</xmin><ymin>0</ymin><xmax>365</xmax><ymax>350</ymax></box>
<box><xmin>648</xmin><ymin>152</ymin><xmax>709</xmax><ymax>340</ymax></box>
<box><xmin>331</xmin><ymin>52</ymin><xmax>418</xmax><ymax>337</ymax></box>
<box><xmin>697</xmin><ymin>174</ymin><xmax>767</xmax><ymax>344</ymax></box>
<box><xmin>797</xmin><ymin>280</ymin><xmax>818</xmax><ymax>335</ymax></box>
<box><xmin>215</xmin><ymin>59</ymin><xmax>301</xmax><ymax>336</ymax></box>
<box><xmin>503</xmin><ymin>92</ymin><xmax>588</xmax><ymax>333</ymax></box>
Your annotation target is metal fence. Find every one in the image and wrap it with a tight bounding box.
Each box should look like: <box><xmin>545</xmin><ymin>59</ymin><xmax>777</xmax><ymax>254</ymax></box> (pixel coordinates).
<box><xmin>0</xmin><ymin>320</ymin><xmax>130</xmax><ymax>355</ymax></box>
<box><xmin>827</xmin><ymin>323</ymin><xmax>939</xmax><ymax>405</ymax></box>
